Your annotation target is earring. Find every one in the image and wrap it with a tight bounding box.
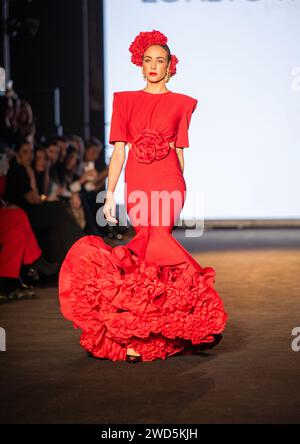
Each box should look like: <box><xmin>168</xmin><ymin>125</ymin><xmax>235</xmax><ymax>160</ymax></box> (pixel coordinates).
<box><xmin>165</xmin><ymin>69</ymin><xmax>171</xmax><ymax>83</ymax></box>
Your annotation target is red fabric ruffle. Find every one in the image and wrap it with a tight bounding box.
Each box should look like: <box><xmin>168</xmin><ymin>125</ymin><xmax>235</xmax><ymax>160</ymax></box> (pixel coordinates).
<box><xmin>58</xmin><ymin>227</ymin><xmax>228</xmax><ymax>362</ymax></box>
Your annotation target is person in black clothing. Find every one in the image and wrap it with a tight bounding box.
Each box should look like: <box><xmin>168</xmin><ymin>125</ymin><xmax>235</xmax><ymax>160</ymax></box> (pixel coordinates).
<box><xmin>33</xmin><ymin>146</ymin><xmax>51</xmax><ymax>195</ymax></box>
<box><xmin>82</xmin><ymin>138</ymin><xmax>109</xmax><ymax>236</ymax></box>
<box><xmin>4</xmin><ymin>139</ymin><xmax>84</xmax><ymax>264</ymax></box>
<box><xmin>59</xmin><ymin>145</ymin><xmax>100</xmax><ymax>235</ymax></box>
<box><xmin>51</xmin><ymin>135</ymin><xmax>70</xmax><ymax>186</ymax></box>
<box><xmin>45</xmin><ymin>140</ymin><xmax>65</xmax><ymax>195</ymax></box>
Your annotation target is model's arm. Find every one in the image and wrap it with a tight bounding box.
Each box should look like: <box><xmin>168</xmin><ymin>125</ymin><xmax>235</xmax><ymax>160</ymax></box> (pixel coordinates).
<box><xmin>176</xmin><ymin>147</ymin><xmax>184</xmax><ymax>174</ymax></box>
<box><xmin>103</xmin><ymin>142</ymin><xmax>126</xmax><ymax>223</ymax></box>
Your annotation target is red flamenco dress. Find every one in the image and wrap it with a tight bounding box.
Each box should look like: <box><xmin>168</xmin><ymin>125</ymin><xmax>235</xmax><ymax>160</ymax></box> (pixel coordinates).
<box><xmin>58</xmin><ymin>90</ymin><xmax>228</xmax><ymax>361</ymax></box>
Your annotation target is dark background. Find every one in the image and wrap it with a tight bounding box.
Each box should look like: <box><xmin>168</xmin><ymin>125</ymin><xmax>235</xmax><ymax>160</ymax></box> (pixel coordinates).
<box><xmin>0</xmin><ymin>0</ymin><xmax>104</xmax><ymax>141</ymax></box>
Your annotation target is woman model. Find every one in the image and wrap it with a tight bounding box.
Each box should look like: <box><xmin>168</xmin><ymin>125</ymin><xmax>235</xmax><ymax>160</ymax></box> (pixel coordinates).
<box><xmin>58</xmin><ymin>30</ymin><xmax>228</xmax><ymax>363</ymax></box>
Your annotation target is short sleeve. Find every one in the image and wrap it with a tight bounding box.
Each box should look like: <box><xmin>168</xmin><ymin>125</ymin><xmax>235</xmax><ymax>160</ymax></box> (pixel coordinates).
<box><xmin>175</xmin><ymin>98</ymin><xmax>198</xmax><ymax>148</ymax></box>
<box><xmin>108</xmin><ymin>92</ymin><xmax>127</xmax><ymax>145</ymax></box>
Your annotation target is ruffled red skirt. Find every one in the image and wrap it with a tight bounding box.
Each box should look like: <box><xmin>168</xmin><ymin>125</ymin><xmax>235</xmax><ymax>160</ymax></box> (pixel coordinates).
<box><xmin>58</xmin><ymin>148</ymin><xmax>228</xmax><ymax>361</ymax></box>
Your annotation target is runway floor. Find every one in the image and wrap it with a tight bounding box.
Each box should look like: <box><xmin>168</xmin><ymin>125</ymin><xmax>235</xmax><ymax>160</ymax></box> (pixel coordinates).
<box><xmin>1</xmin><ymin>228</ymin><xmax>300</xmax><ymax>424</ymax></box>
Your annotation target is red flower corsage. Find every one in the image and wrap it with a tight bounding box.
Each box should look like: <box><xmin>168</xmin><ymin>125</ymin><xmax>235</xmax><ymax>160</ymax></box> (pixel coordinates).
<box><xmin>129</xmin><ymin>29</ymin><xmax>178</xmax><ymax>77</ymax></box>
<box><xmin>131</xmin><ymin>129</ymin><xmax>170</xmax><ymax>164</ymax></box>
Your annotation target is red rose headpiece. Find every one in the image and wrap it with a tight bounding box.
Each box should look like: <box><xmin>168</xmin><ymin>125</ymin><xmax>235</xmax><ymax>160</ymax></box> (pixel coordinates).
<box><xmin>129</xmin><ymin>29</ymin><xmax>178</xmax><ymax>76</ymax></box>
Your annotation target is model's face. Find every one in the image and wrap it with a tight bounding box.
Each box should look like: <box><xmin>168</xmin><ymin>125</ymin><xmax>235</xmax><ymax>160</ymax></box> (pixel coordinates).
<box><xmin>17</xmin><ymin>143</ymin><xmax>34</xmax><ymax>166</ymax></box>
<box><xmin>142</xmin><ymin>45</ymin><xmax>170</xmax><ymax>83</ymax></box>
<box><xmin>46</xmin><ymin>144</ymin><xmax>60</xmax><ymax>163</ymax></box>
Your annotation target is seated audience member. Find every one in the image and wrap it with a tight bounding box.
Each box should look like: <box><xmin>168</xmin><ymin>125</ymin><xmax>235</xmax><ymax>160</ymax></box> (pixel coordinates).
<box><xmin>33</xmin><ymin>142</ymin><xmax>99</xmax><ymax>235</ymax></box>
<box><xmin>0</xmin><ymin>207</ymin><xmax>59</xmax><ymax>279</ymax></box>
<box><xmin>61</xmin><ymin>145</ymin><xmax>100</xmax><ymax>234</ymax></box>
<box><xmin>45</xmin><ymin>139</ymin><xmax>66</xmax><ymax>197</ymax></box>
<box><xmin>69</xmin><ymin>134</ymin><xmax>85</xmax><ymax>176</ymax></box>
<box><xmin>0</xmin><ymin>148</ymin><xmax>58</xmax><ymax>300</ymax></box>
<box><xmin>33</xmin><ymin>146</ymin><xmax>51</xmax><ymax>196</ymax></box>
<box><xmin>84</xmin><ymin>137</ymin><xmax>108</xmax><ymax>192</ymax></box>
<box><xmin>82</xmin><ymin>138</ymin><xmax>109</xmax><ymax>235</ymax></box>
<box><xmin>15</xmin><ymin>99</ymin><xmax>36</xmax><ymax>144</ymax></box>
<box><xmin>3</xmin><ymin>139</ymin><xmax>84</xmax><ymax>264</ymax></box>
<box><xmin>52</xmin><ymin>135</ymin><xmax>70</xmax><ymax>167</ymax></box>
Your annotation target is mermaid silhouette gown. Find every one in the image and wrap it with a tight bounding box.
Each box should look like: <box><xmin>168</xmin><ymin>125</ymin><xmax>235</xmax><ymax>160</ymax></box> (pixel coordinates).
<box><xmin>58</xmin><ymin>89</ymin><xmax>228</xmax><ymax>361</ymax></box>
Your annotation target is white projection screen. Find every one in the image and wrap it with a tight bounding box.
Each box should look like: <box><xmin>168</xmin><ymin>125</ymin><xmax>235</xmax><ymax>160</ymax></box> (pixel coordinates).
<box><xmin>103</xmin><ymin>0</ymin><xmax>300</xmax><ymax>221</ymax></box>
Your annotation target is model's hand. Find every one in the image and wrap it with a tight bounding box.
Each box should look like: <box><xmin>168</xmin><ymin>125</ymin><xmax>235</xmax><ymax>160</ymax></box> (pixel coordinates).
<box><xmin>103</xmin><ymin>192</ymin><xmax>118</xmax><ymax>224</ymax></box>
